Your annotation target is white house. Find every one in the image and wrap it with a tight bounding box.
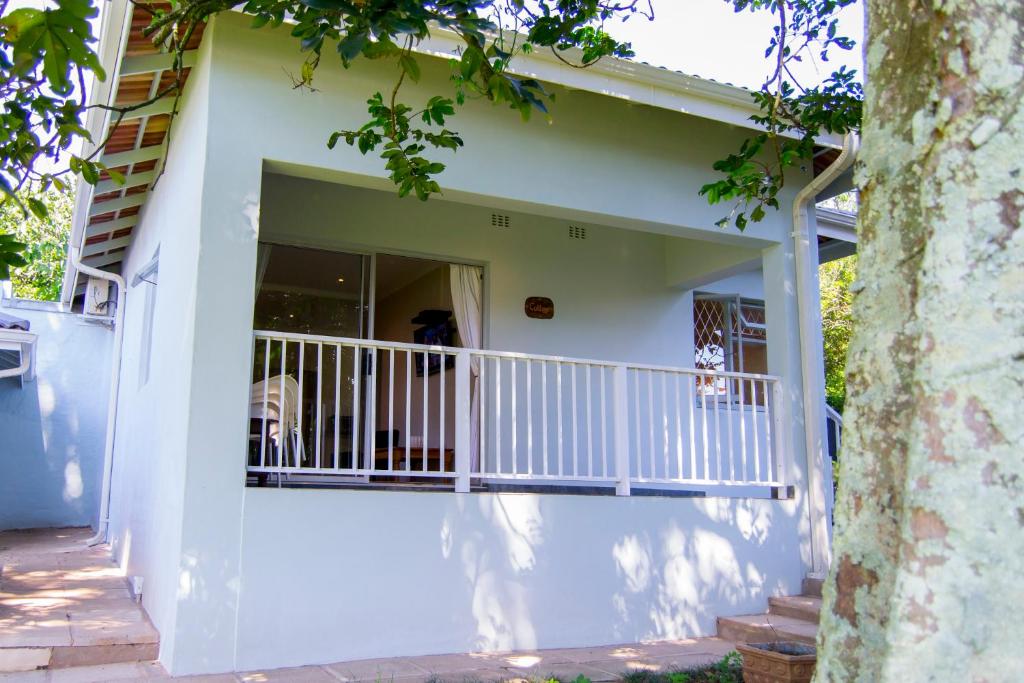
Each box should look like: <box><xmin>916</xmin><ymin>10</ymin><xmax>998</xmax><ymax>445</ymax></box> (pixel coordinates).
<box><xmin>8</xmin><ymin>0</ymin><xmax>855</xmax><ymax>675</ymax></box>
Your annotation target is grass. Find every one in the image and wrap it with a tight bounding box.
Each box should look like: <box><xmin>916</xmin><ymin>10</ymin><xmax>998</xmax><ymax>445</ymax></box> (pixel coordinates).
<box><xmin>419</xmin><ymin>652</ymin><xmax>743</xmax><ymax>683</ymax></box>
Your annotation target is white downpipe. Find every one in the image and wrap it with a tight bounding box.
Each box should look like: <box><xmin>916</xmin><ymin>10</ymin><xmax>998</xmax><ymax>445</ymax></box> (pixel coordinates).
<box><xmin>792</xmin><ymin>132</ymin><xmax>858</xmax><ymax>573</ymax></box>
<box><xmin>72</xmin><ymin>247</ymin><xmax>127</xmax><ymax>546</ymax></box>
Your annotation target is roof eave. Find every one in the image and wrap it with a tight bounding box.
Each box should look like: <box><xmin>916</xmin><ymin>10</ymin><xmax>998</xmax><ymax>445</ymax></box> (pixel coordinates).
<box><xmin>60</xmin><ymin>0</ymin><xmax>134</xmax><ymax>304</ymax></box>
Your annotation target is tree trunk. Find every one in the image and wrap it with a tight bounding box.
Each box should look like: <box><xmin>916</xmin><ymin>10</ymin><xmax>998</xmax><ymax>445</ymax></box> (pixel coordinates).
<box><xmin>815</xmin><ymin>2</ymin><xmax>1023</xmax><ymax>680</ymax></box>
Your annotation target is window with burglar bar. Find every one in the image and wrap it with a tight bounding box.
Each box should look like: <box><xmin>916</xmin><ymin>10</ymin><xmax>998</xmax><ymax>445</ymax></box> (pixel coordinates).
<box><xmin>693</xmin><ymin>294</ymin><xmax>768</xmax><ymax>405</ymax></box>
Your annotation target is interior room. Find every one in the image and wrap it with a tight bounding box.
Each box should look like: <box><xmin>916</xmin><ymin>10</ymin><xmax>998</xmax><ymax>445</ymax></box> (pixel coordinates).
<box><xmin>249</xmin><ymin>244</ymin><xmax>482</xmax><ymax>483</ymax></box>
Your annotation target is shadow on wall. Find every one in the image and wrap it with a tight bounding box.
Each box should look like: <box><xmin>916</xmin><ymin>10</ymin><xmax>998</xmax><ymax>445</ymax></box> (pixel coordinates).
<box><xmin>0</xmin><ymin>307</ymin><xmax>112</xmax><ymax>531</ymax></box>
<box><xmin>440</xmin><ymin>489</ymin><xmax>809</xmax><ymax>653</ymax></box>
<box><xmin>225</xmin><ymin>484</ymin><xmax>813</xmax><ymax>674</ymax></box>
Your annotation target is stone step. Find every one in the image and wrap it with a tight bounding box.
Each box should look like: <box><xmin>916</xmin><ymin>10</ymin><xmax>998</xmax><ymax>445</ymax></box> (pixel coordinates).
<box><xmin>802</xmin><ymin>576</ymin><xmax>824</xmax><ymax>598</ymax></box>
<box><xmin>768</xmin><ymin>595</ymin><xmax>822</xmax><ymax>624</ymax></box>
<box><xmin>0</xmin><ymin>527</ymin><xmax>160</xmax><ymax>674</ymax></box>
<box><xmin>716</xmin><ymin>613</ymin><xmax>818</xmax><ymax>646</ymax></box>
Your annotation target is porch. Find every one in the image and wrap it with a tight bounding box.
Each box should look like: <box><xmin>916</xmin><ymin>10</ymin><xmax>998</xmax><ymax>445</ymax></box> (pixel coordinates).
<box><xmin>246</xmin><ymin>330</ymin><xmax>787</xmax><ymax>497</ymax></box>
<box><xmin>243</xmin><ymin>174</ymin><xmax>794</xmax><ymax>499</ymax></box>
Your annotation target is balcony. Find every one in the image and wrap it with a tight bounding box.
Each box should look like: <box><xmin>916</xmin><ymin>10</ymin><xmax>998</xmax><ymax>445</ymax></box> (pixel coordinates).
<box><xmin>247</xmin><ymin>330</ymin><xmax>787</xmax><ymax>496</ymax></box>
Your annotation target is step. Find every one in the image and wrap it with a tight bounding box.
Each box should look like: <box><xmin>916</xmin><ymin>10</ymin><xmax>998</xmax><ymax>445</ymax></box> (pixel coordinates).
<box><xmin>0</xmin><ymin>527</ymin><xmax>160</xmax><ymax>674</ymax></box>
<box><xmin>716</xmin><ymin>613</ymin><xmax>818</xmax><ymax>646</ymax></box>
<box><xmin>801</xmin><ymin>576</ymin><xmax>824</xmax><ymax>597</ymax></box>
<box><xmin>768</xmin><ymin>595</ymin><xmax>822</xmax><ymax>624</ymax></box>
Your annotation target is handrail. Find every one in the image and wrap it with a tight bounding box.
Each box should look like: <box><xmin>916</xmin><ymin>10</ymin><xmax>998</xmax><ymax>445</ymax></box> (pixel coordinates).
<box><xmin>251</xmin><ymin>329</ymin><xmax>782</xmax><ymax>381</ymax></box>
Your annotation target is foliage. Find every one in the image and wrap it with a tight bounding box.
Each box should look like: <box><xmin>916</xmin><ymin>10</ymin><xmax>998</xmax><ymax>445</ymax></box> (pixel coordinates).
<box><xmin>0</xmin><ymin>0</ymin><xmax>192</xmax><ymax>273</ymax></box>
<box><xmin>0</xmin><ymin>0</ymin><xmax>862</xmax><ymax>283</ymax></box>
<box><xmin>820</xmin><ymin>253</ymin><xmax>856</xmax><ymax>412</ymax></box>
<box><xmin>152</xmin><ymin>0</ymin><xmax>652</xmax><ymax>203</ymax></box>
<box><xmin>619</xmin><ymin>652</ymin><xmax>742</xmax><ymax>683</ymax></box>
<box><xmin>0</xmin><ymin>0</ymin><xmax>107</xmax><ymax>202</ymax></box>
<box><xmin>700</xmin><ymin>1</ymin><xmax>863</xmax><ymax>230</ymax></box>
<box><xmin>0</xmin><ymin>181</ymin><xmax>73</xmax><ymax>299</ymax></box>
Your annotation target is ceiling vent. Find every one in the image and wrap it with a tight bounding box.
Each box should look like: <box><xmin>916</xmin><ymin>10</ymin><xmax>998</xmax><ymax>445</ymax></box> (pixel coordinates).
<box><xmin>491</xmin><ymin>213</ymin><xmax>511</xmax><ymax>229</ymax></box>
<box><xmin>568</xmin><ymin>225</ymin><xmax>587</xmax><ymax>240</ymax></box>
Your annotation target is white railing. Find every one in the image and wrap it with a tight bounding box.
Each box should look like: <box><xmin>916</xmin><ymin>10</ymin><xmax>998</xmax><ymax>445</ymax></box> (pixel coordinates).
<box><xmin>248</xmin><ymin>330</ymin><xmax>787</xmax><ymax>494</ymax></box>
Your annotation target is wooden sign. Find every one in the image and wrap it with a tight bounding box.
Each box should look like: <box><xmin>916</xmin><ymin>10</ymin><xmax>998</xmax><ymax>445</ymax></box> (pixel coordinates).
<box><xmin>525</xmin><ymin>297</ymin><xmax>554</xmax><ymax>319</ymax></box>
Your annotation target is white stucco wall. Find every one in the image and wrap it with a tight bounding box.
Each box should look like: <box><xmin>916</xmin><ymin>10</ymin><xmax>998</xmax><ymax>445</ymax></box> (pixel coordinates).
<box><xmin>260</xmin><ymin>175</ymin><xmax>694</xmax><ymax>367</ymax></box>
<box><xmin>103</xmin><ymin>26</ymin><xmax>214</xmax><ymax>663</ymax></box>
<box><xmin>700</xmin><ymin>271</ymin><xmax>767</xmax><ymax>300</ymax></box>
<box><xmin>105</xmin><ymin>12</ymin><xmax>824</xmax><ymax>674</ymax></box>
<box><xmin>234</xmin><ymin>488</ymin><xmax>808</xmax><ymax>672</ymax></box>
<box><xmin>0</xmin><ymin>301</ymin><xmax>111</xmax><ymax>530</ymax></box>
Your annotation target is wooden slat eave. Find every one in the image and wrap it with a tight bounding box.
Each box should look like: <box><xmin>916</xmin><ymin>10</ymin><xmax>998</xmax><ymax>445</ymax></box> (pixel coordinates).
<box><xmin>81</xmin><ymin>4</ymin><xmax>205</xmax><ymax>273</ymax></box>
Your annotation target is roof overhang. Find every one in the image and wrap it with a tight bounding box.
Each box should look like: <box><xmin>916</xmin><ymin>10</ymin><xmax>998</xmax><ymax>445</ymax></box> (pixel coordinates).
<box><xmin>815</xmin><ymin>205</ymin><xmax>857</xmax><ymax>263</ymax></box>
<box><xmin>61</xmin><ymin>10</ymin><xmax>846</xmax><ymax>302</ymax></box>
<box><xmin>60</xmin><ymin>1</ymin><xmax>202</xmax><ymax>303</ymax></box>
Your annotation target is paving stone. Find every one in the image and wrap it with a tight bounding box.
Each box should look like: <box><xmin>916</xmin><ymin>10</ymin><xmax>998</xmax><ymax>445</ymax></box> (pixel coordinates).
<box><xmin>50</xmin><ymin>642</ymin><xmax>160</xmax><ymax>668</ymax></box>
<box><xmin>68</xmin><ymin>618</ymin><xmax>159</xmax><ymax>647</ymax></box>
<box><xmin>407</xmin><ymin>654</ymin><xmax>499</xmax><ymax>676</ymax></box>
<box><xmin>0</xmin><ymin>647</ymin><xmax>51</xmax><ymax>673</ymax></box>
<box><xmin>237</xmin><ymin>665</ymin><xmax>337</xmax><ymax>681</ymax></box>
<box><xmin>325</xmin><ymin>656</ymin><xmax>430</xmax><ymax>681</ymax></box>
<box><xmin>47</xmin><ymin>661</ymin><xmax>152</xmax><ymax>682</ymax></box>
<box><xmin>0</xmin><ymin>619</ymin><xmax>72</xmax><ymax>648</ymax></box>
<box><xmin>0</xmin><ymin>669</ymin><xmax>48</xmax><ymax>681</ymax></box>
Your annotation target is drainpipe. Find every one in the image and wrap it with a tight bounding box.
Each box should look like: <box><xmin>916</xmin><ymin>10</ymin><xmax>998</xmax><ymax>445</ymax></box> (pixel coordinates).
<box><xmin>792</xmin><ymin>132</ymin><xmax>858</xmax><ymax>573</ymax></box>
<box><xmin>72</xmin><ymin>247</ymin><xmax>127</xmax><ymax>546</ymax></box>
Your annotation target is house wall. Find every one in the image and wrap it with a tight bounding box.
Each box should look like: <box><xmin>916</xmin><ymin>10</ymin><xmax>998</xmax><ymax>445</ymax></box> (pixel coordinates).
<box><xmin>260</xmin><ymin>176</ymin><xmax>694</xmax><ymax>368</ymax></box>
<box><xmin>102</xmin><ymin>26</ymin><xmax>215</xmax><ymax>665</ymax></box>
<box><xmin>114</xmin><ymin>12</ymin><xmax>822</xmax><ymax>674</ymax></box>
<box><xmin>234</xmin><ymin>487</ymin><xmax>807</xmax><ymax>672</ymax></box>
<box><xmin>0</xmin><ymin>301</ymin><xmax>111</xmax><ymax>530</ymax></box>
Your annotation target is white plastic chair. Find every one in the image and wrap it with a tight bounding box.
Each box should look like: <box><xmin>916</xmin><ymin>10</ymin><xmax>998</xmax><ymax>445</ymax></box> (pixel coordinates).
<box><xmin>250</xmin><ymin>374</ymin><xmax>305</xmax><ymax>467</ymax></box>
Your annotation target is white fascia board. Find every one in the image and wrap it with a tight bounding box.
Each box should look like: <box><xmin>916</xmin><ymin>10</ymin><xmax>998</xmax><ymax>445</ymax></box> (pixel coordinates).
<box><xmin>61</xmin><ymin>0</ymin><xmax>134</xmax><ymax>303</ymax></box>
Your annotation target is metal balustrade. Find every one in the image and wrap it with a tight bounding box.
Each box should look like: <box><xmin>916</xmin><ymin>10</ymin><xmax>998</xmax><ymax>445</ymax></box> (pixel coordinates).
<box><xmin>248</xmin><ymin>330</ymin><xmax>787</xmax><ymax>493</ymax></box>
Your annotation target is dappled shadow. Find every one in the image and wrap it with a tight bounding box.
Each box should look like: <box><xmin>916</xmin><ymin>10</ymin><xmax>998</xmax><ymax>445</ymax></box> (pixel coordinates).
<box><xmin>0</xmin><ymin>308</ymin><xmax>111</xmax><ymax>532</ymax></box>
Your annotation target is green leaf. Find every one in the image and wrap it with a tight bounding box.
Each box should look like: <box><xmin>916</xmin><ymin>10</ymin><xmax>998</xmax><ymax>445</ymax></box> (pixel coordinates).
<box><xmin>337</xmin><ymin>31</ymin><xmax>367</xmax><ymax>62</ymax></box>
<box><xmin>399</xmin><ymin>54</ymin><xmax>420</xmax><ymax>82</ymax></box>
<box><xmin>26</xmin><ymin>197</ymin><xmax>47</xmax><ymax>220</ymax></box>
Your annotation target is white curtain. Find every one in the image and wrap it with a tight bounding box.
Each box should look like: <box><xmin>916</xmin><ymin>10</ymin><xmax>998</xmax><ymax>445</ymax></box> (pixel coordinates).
<box><xmin>450</xmin><ymin>264</ymin><xmax>483</xmax><ymax>471</ymax></box>
<box><xmin>255</xmin><ymin>244</ymin><xmax>273</xmax><ymax>294</ymax></box>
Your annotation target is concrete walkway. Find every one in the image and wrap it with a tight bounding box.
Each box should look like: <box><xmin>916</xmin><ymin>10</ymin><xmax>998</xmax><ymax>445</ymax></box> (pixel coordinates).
<box><xmin>0</xmin><ymin>527</ymin><xmax>158</xmax><ymax>675</ymax></box>
<box><xmin>1</xmin><ymin>528</ymin><xmax>740</xmax><ymax>682</ymax></box>
<box><xmin>3</xmin><ymin>639</ymin><xmax>739</xmax><ymax>682</ymax></box>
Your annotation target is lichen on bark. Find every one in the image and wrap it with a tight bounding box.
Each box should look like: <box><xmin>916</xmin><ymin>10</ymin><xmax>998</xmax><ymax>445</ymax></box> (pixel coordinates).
<box><xmin>814</xmin><ymin>2</ymin><xmax>1023</xmax><ymax>681</ymax></box>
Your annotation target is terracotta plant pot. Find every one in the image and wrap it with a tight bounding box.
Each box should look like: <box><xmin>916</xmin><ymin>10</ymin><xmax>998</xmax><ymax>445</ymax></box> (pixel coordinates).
<box><xmin>736</xmin><ymin>642</ymin><xmax>817</xmax><ymax>683</ymax></box>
